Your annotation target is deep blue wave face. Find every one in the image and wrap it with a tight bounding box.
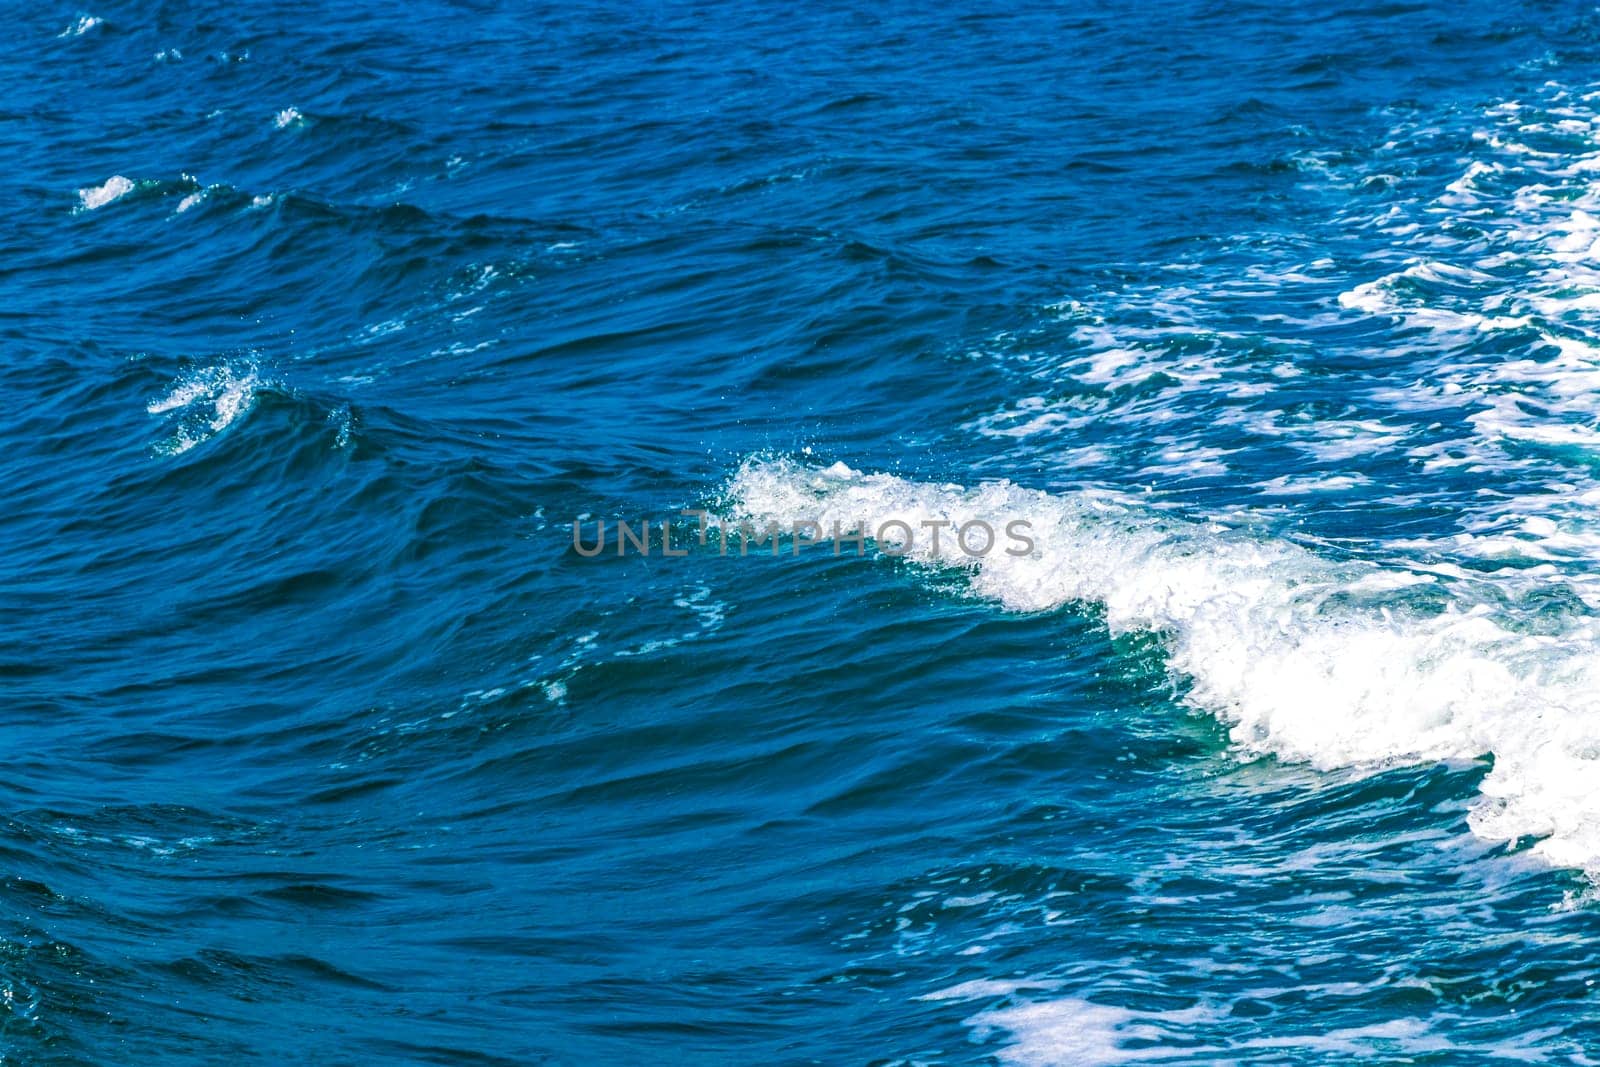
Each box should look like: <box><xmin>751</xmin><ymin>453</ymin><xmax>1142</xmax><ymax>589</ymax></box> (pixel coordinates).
<box><xmin>12</xmin><ymin>0</ymin><xmax>1600</xmax><ymax>1062</ymax></box>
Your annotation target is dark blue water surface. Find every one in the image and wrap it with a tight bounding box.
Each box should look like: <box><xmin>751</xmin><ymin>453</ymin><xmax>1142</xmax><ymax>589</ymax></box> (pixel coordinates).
<box><xmin>13</xmin><ymin>1</ymin><xmax>1600</xmax><ymax>1063</ymax></box>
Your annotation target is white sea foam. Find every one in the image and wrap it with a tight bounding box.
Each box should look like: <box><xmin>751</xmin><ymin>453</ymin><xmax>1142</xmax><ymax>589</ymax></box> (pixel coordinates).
<box><xmin>147</xmin><ymin>363</ymin><xmax>262</xmax><ymax>455</ymax></box>
<box><xmin>969</xmin><ymin>997</ymin><xmax>1197</xmax><ymax>1066</ymax></box>
<box><xmin>972</xmin><ymin>81</ymin><xmax>1600</xmax><ymax>582</ymax></box>
<box><xmin>1333</xmin><ymin>85</ymin><xmax>1600</xmax><ymax>459</ymax></box>
<box><xmin>729</xmin><ymin>457</ymin><xmax>1600</xmax><ymax>873</ymax></box>
<box><xmin>273</xmin><ymin>107</ymin><xmax>304</xmax><ymax>129</ymax></box>
<box><xmin>1300</xmin><ymin>82</ymin><xmax>1600</xmax><ymax>577</ymax></box>
<box><xmin>919</xmin><ymin>978</ymin><xmax>1063</xmax><ymax>1002</ymax></box>
<box><xmin>966</xmin><ymin>993</ymin><xmax>1575</xmax><ymax>1065</ymax></box>
<box><xmin>174</xmin><ymin>179</ymin><xmax>226</xmax><ymax>214</ymax></box>
<box><xmin>76</xmin><ymin>175</ymin><xmax>133</xmax><ymax>211</ymax></box>
<box><xmin>58</xmin><ymin>14</ymin><xmax>101</xmax><ymax>37</ymax></box>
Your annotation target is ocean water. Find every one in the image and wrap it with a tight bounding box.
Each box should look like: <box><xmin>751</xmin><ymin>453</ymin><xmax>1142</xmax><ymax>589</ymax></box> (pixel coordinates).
<box><xmin>13</xmin><ymin>0</ymin><xmax>1600</xmax><ymax>1062</ymax></box>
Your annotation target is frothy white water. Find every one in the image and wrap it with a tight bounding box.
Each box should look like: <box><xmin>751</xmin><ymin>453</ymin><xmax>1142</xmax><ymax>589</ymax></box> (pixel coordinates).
<box><xmin>969</xmin><ymin>997</ymin><xmax>1203</xmax><ymax>1066</ymax></box>
<box><xmin>76</xmin><ymin>175</ymin><xmax>133</xmax><ymax>211</ymax></box>
<box><xmin>959</xmin><ymin>80</ymin><xmax>1600</xmax><ymax>588</ymax></box>
<box><xmin>729</xmin><ymin>457</ymin><xmax>1600</xmax><ymax>873</ymax></box>
<box><xmin>921</xmin><ymin>980</ymin><xmax>1204</xmax><ymax>1065</ymax></box>
<box><xmin>58</xmin><ymin>14</ymin><xmax>102</xmax><ymax>37</ymax></box>
<box><xmin>958</xmin><ymin>991</ymin><xmax>1573</xmax><ymax>1065</ymax></box>
<box><xmin>1325</xmin><ymin>82</ymin><xmax>1600</xmax><ymax>563</ymax></box>
<box><xmin>147</xmin><ymin>363</ymin><xmax>262</xmax><ymax>455</ymax></box>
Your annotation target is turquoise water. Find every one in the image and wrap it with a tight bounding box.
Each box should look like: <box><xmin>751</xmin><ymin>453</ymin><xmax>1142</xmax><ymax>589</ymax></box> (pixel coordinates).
<box><xmin>12</xmin><ymin>1</ymin><xmax>1600</xmax><ymax>1062</ymax></box>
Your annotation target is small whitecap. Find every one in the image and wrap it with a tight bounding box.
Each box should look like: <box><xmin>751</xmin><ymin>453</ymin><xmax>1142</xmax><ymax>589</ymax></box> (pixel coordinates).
<box><xmin>154</xmin><ymin>47</ymin><xmax>181</xmax><ymax>62</ymax></box>
<box><xmin>147</xmin><ymin>363</ymin><xmax>263</xmax><ymax>455</ymax></box>
<box><xmin>76</xmin><ymin>175</ymin><xmax>134</xmax><ymax>211</ymax></box>
<box><xmin>273</xmin><ymin>107</ymin><xmax>304</xmax><ymax>129</ymax></box>
<box><xmin>58</xmin><ymin>14</ymin><xmax>102</xmax><ymax>37</ymax></box>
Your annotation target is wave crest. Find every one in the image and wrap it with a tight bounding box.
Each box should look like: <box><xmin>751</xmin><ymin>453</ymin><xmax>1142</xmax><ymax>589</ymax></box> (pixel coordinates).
<box><xmin>728</xmin><ymin>456</ymin><xmax>1600</xmax><ymax>872</ymax></box>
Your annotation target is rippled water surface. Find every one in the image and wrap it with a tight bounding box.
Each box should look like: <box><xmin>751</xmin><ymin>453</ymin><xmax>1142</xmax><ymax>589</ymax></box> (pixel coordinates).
<box><xmin>12</xmin><ymin>1</ymin><xmax>1600</xmax><ymax>1063</ymax></box>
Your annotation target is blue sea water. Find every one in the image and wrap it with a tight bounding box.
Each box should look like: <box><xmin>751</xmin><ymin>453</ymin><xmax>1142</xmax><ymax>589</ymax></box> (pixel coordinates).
<box><xmin>15</xmin><ymin>0</ymin><xmax>1600</xmax><ymax>1062</ymax></box>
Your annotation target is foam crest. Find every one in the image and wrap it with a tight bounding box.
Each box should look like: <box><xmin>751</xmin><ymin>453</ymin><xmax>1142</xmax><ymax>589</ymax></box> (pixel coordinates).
<box><xmin>147</xmin><ymin>363</ymin><xmax>262</xmax><ymax>455</ymax></box>
<box><xmin>728</xmin><ymin>457</ymin><xmax>1600</xmax><ymax>872</ymax></box>
<box><xmin>76</xmin><ymin>175</ymin><xmax>133</xmax><ymax>211</ymax></box>
<box><xmin>58</xmin><ymin>14</ymin><xmax>102</xmax><ymax>37</ymax></box>
<box><xmin>968</xmin><ymin>997</ymin><xmax>1201</xmax><ymax>1066</ymax></box>
<box><xmin>965</xmin><ymin>993</ymin><xmax>1571</xmax><ymax>1065</ymax></box>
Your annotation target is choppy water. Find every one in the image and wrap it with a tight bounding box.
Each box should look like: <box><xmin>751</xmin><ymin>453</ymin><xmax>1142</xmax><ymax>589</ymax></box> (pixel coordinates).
<box><xmin>13</xmin><ymin>1</ymin><xmax>1600</xmax><ymax>1062</ymax></box>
